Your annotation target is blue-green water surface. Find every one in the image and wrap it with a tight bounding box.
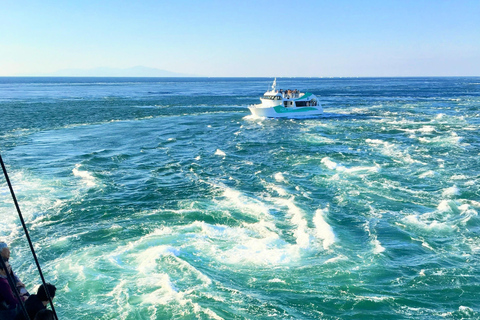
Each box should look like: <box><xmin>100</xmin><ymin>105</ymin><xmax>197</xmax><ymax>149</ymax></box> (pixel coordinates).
<box><xmin>1</xmin><ymin>77</ymin><xmax>480</xmax><ymax>319</ymax></box>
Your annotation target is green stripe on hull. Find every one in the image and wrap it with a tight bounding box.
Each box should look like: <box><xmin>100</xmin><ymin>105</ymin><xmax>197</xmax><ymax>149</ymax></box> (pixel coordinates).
<box><xmin>273</xmin><ymin>105</ymin><xmax>318</xmax><ymax>113</ymax></box>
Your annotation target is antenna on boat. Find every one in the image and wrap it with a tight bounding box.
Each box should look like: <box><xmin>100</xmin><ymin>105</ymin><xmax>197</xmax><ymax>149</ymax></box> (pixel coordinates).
<box><xmin>0</xmin><ymin>153</ymin><xmax>59</xmax><ymax>320</ymax></box>
<box><xmin>271</xmin><ymin>78</ymin><xmax>277</xmax><ymax>91</ymax></box>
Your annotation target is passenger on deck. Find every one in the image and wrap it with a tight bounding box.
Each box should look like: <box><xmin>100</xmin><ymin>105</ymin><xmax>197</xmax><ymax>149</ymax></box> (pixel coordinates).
<box><xmin>0</xmin><ymin>260</ymin><xmax>20</xmax><ymax>319</ymax></box>
<box><xmin>0</xmin><ymin>243</ymin><xmax>29</xmax><ymax>301</ymax></box>
<box><xmin>34</xmin><ymin>309</ymin><xmax>55</xmax><ymax>320</ymax></box>
<box><xmin>14</xmin><ymin>283</ymin><xmax>56</xmax><ymax>320</ymax></box>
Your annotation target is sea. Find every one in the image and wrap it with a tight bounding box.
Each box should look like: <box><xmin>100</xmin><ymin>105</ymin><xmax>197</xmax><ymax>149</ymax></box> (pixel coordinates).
<box><xmin>0</xmin><ymin>77</ymin><xmax>479</xmax><ymax>320</ymax></box>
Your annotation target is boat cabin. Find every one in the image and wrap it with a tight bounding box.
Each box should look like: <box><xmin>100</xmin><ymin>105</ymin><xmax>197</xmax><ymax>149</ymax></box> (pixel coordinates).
<box><xmin>261</xmin><ymin>90</ymin><xmax>318</xmax><ymax>108</ymax></box>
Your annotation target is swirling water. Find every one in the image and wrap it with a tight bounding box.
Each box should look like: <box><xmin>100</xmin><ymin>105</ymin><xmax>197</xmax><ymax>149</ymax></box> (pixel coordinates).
<box><xmin>1</xmin><ymin>77</ymin><xmax>479</xmax><ymax>319</ymax></box>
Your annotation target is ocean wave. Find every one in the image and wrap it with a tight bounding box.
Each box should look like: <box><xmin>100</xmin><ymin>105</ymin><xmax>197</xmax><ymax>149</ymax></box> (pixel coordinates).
<box><xmin>402</xmin><ymin>199</ymin><xmax>479</xmax><ymax>239</ymax></box>
<box><xmin>418</xmin><ymin>132</ymin><xmax>464</xmax><ymax>146</ymax></box>
<box><xmin>313</xmin><ymin>207</ymin><xmax>335</xmax><ymax>250</ymax></box>
<box><xmin>321</xmin><ymin>157</ymin><xmax>380</xmax><ymax>175</ymax></box>
<box><xmin>72</xmin><ymin>164</ymin><xmax>97</xmax><ymax>188</ymax></box>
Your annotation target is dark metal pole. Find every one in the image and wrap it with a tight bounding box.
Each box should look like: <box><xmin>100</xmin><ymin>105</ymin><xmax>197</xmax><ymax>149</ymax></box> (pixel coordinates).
<box><xmin>0</xmin><ymin>154</ymin><xmax>59</xmax><ymax>320</ymax></box>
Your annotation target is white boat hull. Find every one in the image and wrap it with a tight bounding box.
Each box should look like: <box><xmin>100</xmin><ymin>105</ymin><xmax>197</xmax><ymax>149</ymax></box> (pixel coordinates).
<box><xmin>248</xmin><ymin>79</ymin><xmax>323</xmax><ymax>119</ymax></box>
<box><xmin>248</xmin><ymin>104</ymin><xmax>323</xmax><ymax>118</ymax></box>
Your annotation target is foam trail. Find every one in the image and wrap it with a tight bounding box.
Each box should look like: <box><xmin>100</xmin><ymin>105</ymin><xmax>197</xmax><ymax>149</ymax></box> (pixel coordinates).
<box><xmin>365</xmin><ymin>139</ymin><xmax>422</xmax><ymax>164</ymax></box>
<box><xmin>276</xmin><ymin>197</ymin><xmax>312</xmax><ymax>249</ymax></box>
<box><xmin>313</xmin><ymin>207</ymin><xmax>335</xmax><ymax>250</ymax></box>
<box><xmin>72</xmin><ymin>164</ymin><xmax>96</xmax><ymax>187</ymax></box>
<box><xmin>321</xmin><ymin>157</ymin><xmax>379</xmax><ymax>174</ymax></box>
<box><xmin>194</xmin><ymin>221</ymin><xmax>294</xmax><ymax>265</ymax></box>
<box><xmin>220</xmin><ymin>186</ymin><xmax>271</xmax><ymax>219</ymax></box>
<box><xmin>372</xmin><ymin>237</ymin><xmax>385</xmax><ymax>254</ymax></box>
<box><xmin>321</xmin><ymin>157</ymin><xmax>345</xmax><ymax>171</ymax></box>
<box><xmin>442</xmin><ymin>186</ymin><xmax>460</xmax><ymax>198</ymax></box>
<box><xmin>419</xmin><ymin>170</ymin><xmax>436</xmax><ymax>178</ymax></box>
<box><xmin>324</xmin><ymin>255</ymin><xmax>347</xmax><ymax>264</ymax></box>
<box><xmin>364</xmin><ymin>221</ymin><xmax>385</xmax><ymax>254</ymax></box>
<box><xmin>106</xmin><ymin>279</ymin><xmax>132</xmax><ymax>319</ymax></box>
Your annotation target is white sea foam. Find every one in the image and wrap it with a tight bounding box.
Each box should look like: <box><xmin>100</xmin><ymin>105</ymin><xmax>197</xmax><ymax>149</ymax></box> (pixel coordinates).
<box><xmin>275</xmin><ymin>197</ymin><xmax>312</xmax><ymax>249</ymax></box>
<box><xmin>372</xmin><ymin>239</ymin><xmax>385</xmax><ymax>254</ymax></box>
<box><xmin>313</xmin><ymin>207</ymin><xmax>335</xmax><ymax>250</ymax></box>
<box><xmin>194</xmin><ymin>221</ymin><xmax>296</xmax><ymax>265</ymax></box>
<box><xmin>86</xmin><ymin>229</ymin><xmax>224</xmax><ymax>319</ymax></box>
<box><xmin>138</xmin><ymin>273</ymin><xmax>180</xmax><ymax>305</ymax></box>
<box><xmin>468</xmin><ymin>200</ymin><xmax>480</xmax><ymax>208</ymax></box>
<box><xmin>441</xmin><ymin>186</ymin><xmax>460</xmax><ymax>198</ymax></box>
<box><xmin>458</xmin><ymin>306</ymin><xmax>474</xmax><ymax>316</ymax></box>
<box><xmin>419</xmin><ymin>170</ymin><xmax>436</xmax><ymax>178</ymax></box>
<box><xmin>274</xmin><ymin>172</ymin><xmax>286</xmax><ymax>183</ymax></box>
<box><xmin>321</xmin><ymin>157</ymin><xmax>345</xmax><ymax>171</ymax></box>
<box><xmin>421</xmin><ymin>241</ymin><xmax>434</xmax><ymax>251</ymax></box>
<box><xmin>321</xmin><ymin>157</ymin><xmax>380</xmax><ymax>175</ymax></box>
<box><xmin>418</xmin><ymin>125</ymin><xmax>436</xmax><ymax>133</ymax></box>
<box><xmin>324</xmin><ymin>255</ymin><xmax>347</xmax><ymax>264</ymax></box>
<box><xmin>268</xmin><ymin>278</ymin><xmax>286</xmax><ymax>284</ymax></box>
<box><xmin>266</xmin><ymin>183</ymin><xmax>288</xmax><ymax>196</ymax></box>
<box><xmin>1</xmin><ymin>169</ymin><xmax>69</xmax><ymax>227</ymax></box>
<box><xmin>214</xmin><ymin>149</ymin><xmax>226</xmax><ymax>157</ymax></box>
<box><xmin>437</xmin><ymin>200</ymin><xmax>459</xmax><ymax>213</ymax></box>
<box><xmin>363</xmin><ymin>221</ymin><xmax>385</xmax><ymax>254</ymax></box>
<box><xmin>354</xmin><ymin>295</ymin><xmax>394</xmax><ymax>302</ymax></box>
<box><xmin>72</xmin><ymin>164</ymin><xmax>96</xmax><ymax>187</ymax></box>
<box><xmin>136</xmin><ymin>245</ymin><xmax>180</xmax><ymax>274</ymax></box>
<box><xmin>365</xmin><ymin>139</ymin><xmax>386</xmax><ymax>145</ymax></box>
<box><xmin>403</xmin><ymin>214</ymin><xmax>450</xmax><ymax>232</ymax></box>
<box><xmin>365</xmin><ymin>139</ymin><xmax>422</xmax><ymax>164</ymax></box>
<box><xmin>106</xmin><ymin>279</ymin><xmax>131</xmax><ymax>318</ymax></box>
<box><xmin>220</xmin><ymin>186</ymin><xmax>271</xmax><ymax>219</ymax></box>
<box><xmin>302</xmin><ymin>133</ymin><xmax>335</xmax><ymax>144</ymax></box>
<box><xmin>418</xmin><ymin>132</ymin><xmax>463</xmax><ymax>145</ymax></box>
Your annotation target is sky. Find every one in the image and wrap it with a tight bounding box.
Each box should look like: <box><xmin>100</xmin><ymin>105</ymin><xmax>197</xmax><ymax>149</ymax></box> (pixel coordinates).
<box><xmin>1</xmin><ymin>0</ymin><xmax>479</xmax><ymax>77</ymax></box>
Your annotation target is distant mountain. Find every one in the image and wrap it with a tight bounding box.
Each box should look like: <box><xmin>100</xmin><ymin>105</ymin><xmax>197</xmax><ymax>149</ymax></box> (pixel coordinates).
<box><xmin>45</xmin><ymin>66</ymin><xmax>196</xmax><ymax>77</ymax></box>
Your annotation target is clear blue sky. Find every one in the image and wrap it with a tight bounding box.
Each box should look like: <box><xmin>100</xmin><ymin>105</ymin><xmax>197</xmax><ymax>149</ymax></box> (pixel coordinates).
<box><xmin>1</xmin><ymin>0</ymin><xmax>479</xmax><ymax>77</ymax></box>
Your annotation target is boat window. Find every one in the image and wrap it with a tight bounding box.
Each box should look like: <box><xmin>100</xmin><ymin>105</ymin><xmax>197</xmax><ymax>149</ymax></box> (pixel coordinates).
<box><xmin>296</xmin><ymin>101</ymin><xmax>315</xmax><ymax>107</ymax></box>
<box><xmin>296</xmin><ymin>101</ymin><xmax>307</xmax><ymax>107</ymax></box>
<box><xmin>263</xmin><ymin>95</ymin><xmax>282</xmax><ymax>100</ymax></box>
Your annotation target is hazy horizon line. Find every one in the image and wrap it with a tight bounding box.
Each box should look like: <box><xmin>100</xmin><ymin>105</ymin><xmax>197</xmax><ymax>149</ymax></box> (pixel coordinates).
<box><xmin>1</xmin><ymin>75</ymin><xmax>479</xmax><ymax>78</ymax></box>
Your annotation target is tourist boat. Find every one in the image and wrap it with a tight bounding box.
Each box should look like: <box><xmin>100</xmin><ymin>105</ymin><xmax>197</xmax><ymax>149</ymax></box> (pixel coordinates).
<box><xmin>248</xmin><ymin>78</ymin><xmax>323</xmax><ymax>118</ymax></box>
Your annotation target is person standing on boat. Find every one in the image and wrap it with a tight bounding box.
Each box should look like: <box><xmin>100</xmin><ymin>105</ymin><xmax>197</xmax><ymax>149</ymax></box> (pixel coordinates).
<box><xmin>14</xmin><ymin>283</ymin><xmax>56</xmax><ymax>320</ymax></box>
<box><xmin>0</xmin><ymin>243</ymin><xmax>29</xmax><ymax>301</ymax></box>
<box><xmin>33</xmin><ymin>309</ymin><xmax>54</xmax><ymax>320</ymax></box>
<box><xmin>0</xmin><ymin>260</ymin><xmax>20</xmax><ymax>320</ymax></box>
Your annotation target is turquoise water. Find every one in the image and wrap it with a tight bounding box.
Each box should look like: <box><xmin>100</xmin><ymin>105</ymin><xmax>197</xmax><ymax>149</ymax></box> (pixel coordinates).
<box><xmin>1</xmin><ymin>77</ymin><xmax>479</xmax><ymax>319</ymax></box>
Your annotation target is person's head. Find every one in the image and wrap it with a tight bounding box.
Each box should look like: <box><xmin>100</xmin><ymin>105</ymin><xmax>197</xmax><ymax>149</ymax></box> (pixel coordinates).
<box><xmin>0</xmin><ymin>242</ymin><xmax>9</xmax><ymax>261</ymax></box>
<box><xmin>34</xmin><ymin>309</ymin><xmax>55</xmax><ymax>320</ymax></box>
<box><xmin>37</xmin><ymin>283</ymin><xmax>57</xmax><ymax>302</ymax></box>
